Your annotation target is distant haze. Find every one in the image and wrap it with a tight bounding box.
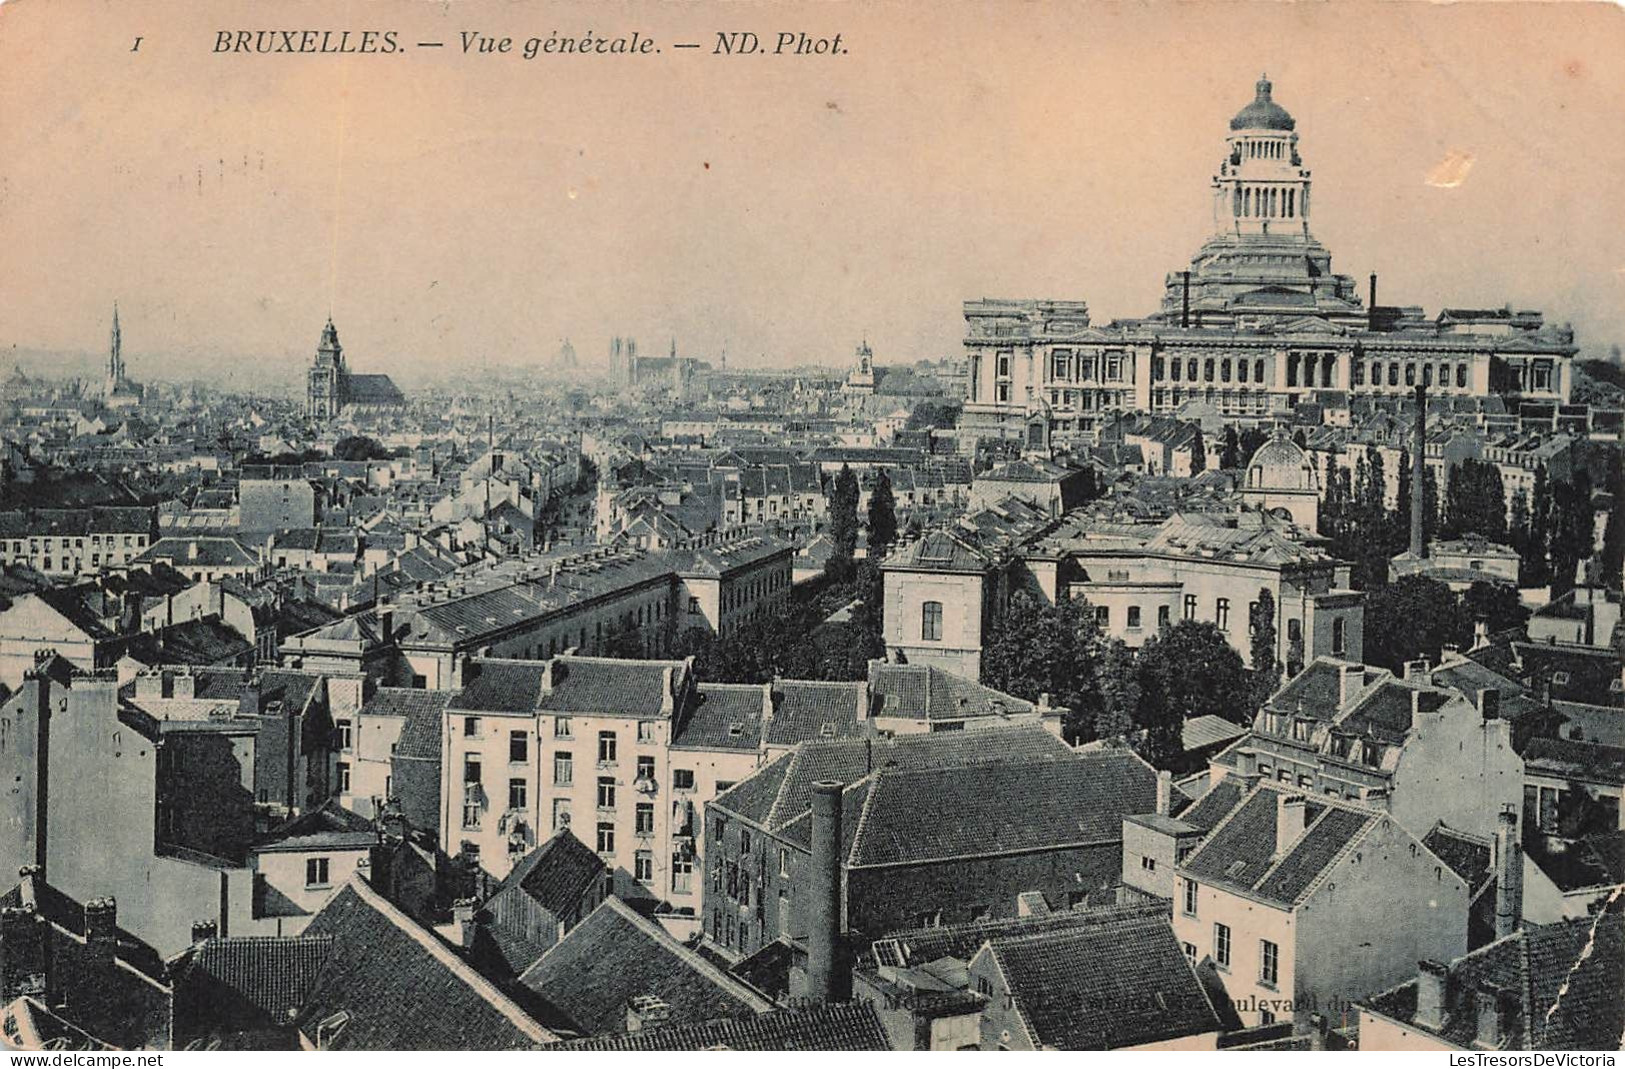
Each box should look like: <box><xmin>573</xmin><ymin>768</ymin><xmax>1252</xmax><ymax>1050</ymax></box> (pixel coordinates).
<box><xmin>2</xmin><ymin>1</ymin><xmax>1622</xmax><ymax>388</ymax></box>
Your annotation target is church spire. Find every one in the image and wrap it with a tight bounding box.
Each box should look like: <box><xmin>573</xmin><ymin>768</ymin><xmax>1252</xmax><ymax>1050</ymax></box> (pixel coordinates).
<box><xmin>108</xmin><ymin>301</ymin><xmax>124</xmax><ymax>386</ymax></box>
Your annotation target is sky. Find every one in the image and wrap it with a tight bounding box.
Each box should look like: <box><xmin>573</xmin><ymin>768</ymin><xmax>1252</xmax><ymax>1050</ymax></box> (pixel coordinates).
<box><xmin>2</xmin><ymin>1</ymin><xmax>1623</xmax><ymax>388</ymax></box>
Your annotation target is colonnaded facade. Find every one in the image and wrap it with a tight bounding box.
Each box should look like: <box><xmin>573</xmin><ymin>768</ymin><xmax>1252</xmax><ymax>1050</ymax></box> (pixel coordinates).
<box><xmin>962</xmin><ymin>76</ymin><xmax>1578</xmax><ymax>443</ymax></box>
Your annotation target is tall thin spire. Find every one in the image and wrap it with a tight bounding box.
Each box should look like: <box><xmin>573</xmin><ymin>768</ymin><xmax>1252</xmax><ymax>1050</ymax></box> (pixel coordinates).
<box><xmin>108</xmin><ymin>301</ymin><xmax>123</xmax><ymax>385</ymax></box>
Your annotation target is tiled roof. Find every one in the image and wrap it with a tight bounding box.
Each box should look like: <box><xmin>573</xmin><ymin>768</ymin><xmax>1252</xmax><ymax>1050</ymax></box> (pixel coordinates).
<box><xmin>984</xmin><ymin>913</ymin><xmax>1225</xmax><ymax>1050</ymax></box>
<box><xmin>508</xmin><ymin>828</ymin><xmax>607</xmax><ymax>917</ymax></box>
<box><xmin>298</xmin><ymin>880</ymin><xmax>554</xmax><ymax>1049</ymax></box>
<box><xmin>1362</xmin><ymin>909</ymin><xmax>1625</xmax><ymax>1050</ymax></box>
<box><xmin>450</xmin><ymin>660</ymin><xmax>551</xmax><ymax>714</ymax></box>
<box><xmin>1174</xmin><ymin>777</ymin><xmax>1246</xmax><ymax>833</ymax></box>
<box><xmin>174</xmin><ymin>936</ymin><xmax>335</xmax><ymax>1024</ymax></box>
<box><xmin>384</xmin><ymin>688</ymin><xmax>456</xmax><ymax>760</ymax></box>
<box><xmin>764</xmin><ymin>680</ymin><xmax>863</xmax><ymax>747</ymax></box>
<box><xmin>518</xmin><ymin>898</ymin><xmax>771</xmax><ymax>1036</ymax></box>
<box><xmin>675</xmin><ymin>683</ymin><xmax>765</xmax><ymax>750</ymax></box>
<box><xmin>257</xmin><ymin>799</ymin><xmax>377</xmax><ymax>852</ymax></box>
<box><xmin>1423</xmin><ymin>825</ymin><xmax>1494</xmax><ymax>898</ymax></box>
<box><xmin>539</xmin><ymin>656</ymin><xmax>684</xmax><ymax>718</ymax></box>
<box><xmin>868</xmin><ymin>663</ymin><xmax>1037</xmax><ymax>722</ymax></box>
<box><xmin>866</xmin><ymin>900</ymin><xmax>1169</xmax><ymax>968</ymax></box>
<box><xmin>1523</xmin><ymin>737</ymin><xmax>1625</xmax><ymax>788</ymax></box>
<box><xmin>1180</xmin><ymin>783</ymin><xmax>1383</xmax><ymax>908</ymax></box>
<box><xmin>846</xmin><ymin>751</ymin><xmax>1156</xmax><ymax>867</ymax></box>
<box><xmin>547</xmin><ymin>1004</ymin><xmax>892</xmax><ymax>1051</ymax></box>
<box><xmin>1181</xmin><ymin>714</ymin><xmax>1248</xmax><ymax>752</ymax></box>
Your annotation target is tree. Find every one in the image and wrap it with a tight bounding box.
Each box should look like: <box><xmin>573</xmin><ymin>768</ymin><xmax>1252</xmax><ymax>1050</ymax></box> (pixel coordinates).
<box><xmin>1219</xmin><ymin>426</ymin><xmax>1242</xmax><ymax>471</ymax></box>
<box><xmin>1248</xmin><ymin>589</ymin><xmax>1281</xmax><ymax>710</ymax></box>
<box><xmin>826</xmin><ymin>464</ymin><xmax>860</xmax><ymax>579</ymax></box>
<box><xmin>1601</xmin><ymin>453</ymin><xmax>1624</xmax><ymax>588</ymax></box>
<box><xmin>1524</xmin><ymin>465</ymin><xmax>1553</xmax><ymax>587</ymax></box>
<box><xmin>1094</xmin><ymin>639</ymin><xmax>1139</xmax><ymax>742</ymax></box>
<box><xmin>1548</xmin><ymin>469</ymin><xmax>1594</xmax><ymax>597</ymax></box>
<box><xmin>1136</xmin><ymin>620</ymin><xmax>1252</xmax><ymax>726</ymax></box>
<box><xmin>1460</xmin><ymin>580</ymin><xmax>1528</xmax><ymax>644</ymax></box>
<box><xmin>981</xmin><ymin>592</ymin><xmax>1103</xmax><ymax>743</ymax></box>
<box><xmin>1363</xmin><ymin>575</ymin><xmax>1467</xmax><ymax>673</ymax></box>
<box><xmin>1188</xmin><ymin>426</ymin><xmax>1207</xmax><ymax>476</ymax></box>
<box><xmin>1442</xmin><ymin>459</ymin><xmax>1508</xmax><ymax>541</ymax></box>
<box><xmin>333</xmin><ymin>435</ymin><xmax>390</xmax><ymax>461</ymax></box>
<box><xmin>866</xmin><ymin>469</ymin><xmax>898</xmax><ymax>559</ymax></box>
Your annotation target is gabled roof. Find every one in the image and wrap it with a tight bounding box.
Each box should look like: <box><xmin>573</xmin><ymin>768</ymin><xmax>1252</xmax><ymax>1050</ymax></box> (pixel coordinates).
<box><xmin>297</xmin><ymin>878</ymin><xmax>554</xmax><ymax>1049</ymax></box>
<box><xmin>496</xmin><ymin>828</ymin><xmax>607</xmax><ymax>919</ymax></box>
<box><xmin>171</xmin><ymin>935</ymin><xmax>335</xmax><ymax>1033</ymax></box>
<box><xmin>764</xmin><ymin>679</ymin><xmax>864</xmax><ymax>747</ymax></box>
<box><xmin>980</xmin><ymin>913</ymin><xmax>1226</xmax><ymax>1050</ymax></box>
<box><xmin>517</xmin><ymin>897</ymin><xmax>771</xmax><ymax>1036</ymax></box>
<box><xmin>1179</xmin><ymin>783</ymin><xmax>1389</xmax><ymax>909</ymax></box>
<box><xmin>868</xmin><ymin>663</ymin><xmax>1039</xmax><ymax>722</ymax></box>
<box><xmin>256</xmin><ymin>799</ymin><xmax>377</xmax><ymax>853</ymax></box>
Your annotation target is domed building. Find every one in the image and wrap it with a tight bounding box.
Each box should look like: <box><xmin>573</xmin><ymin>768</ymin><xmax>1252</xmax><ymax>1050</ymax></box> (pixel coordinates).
<box><xmin>1241</xmin><ymin>428</ymin><xmax>1319</xmax><ymax>529</ymax></box>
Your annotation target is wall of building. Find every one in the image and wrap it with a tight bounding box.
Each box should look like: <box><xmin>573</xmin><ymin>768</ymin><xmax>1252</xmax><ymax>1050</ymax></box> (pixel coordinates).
<box><xmin>1389</xmin><ymin>706</ymin><xmax>1520</xmax><ymax>842</ymax></box>
<box><xmin>883</xmin><ymin>569</ymin><xmax>987</xmax><ymax>679</ymax></box>
<box><xmin>250</xmin><ymin>845</ymin><xmax>366</xmax><ymax>925</ymax></box>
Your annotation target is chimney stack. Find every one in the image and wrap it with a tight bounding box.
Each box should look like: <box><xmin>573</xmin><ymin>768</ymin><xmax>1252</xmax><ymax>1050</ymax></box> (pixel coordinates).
<box><xmin>190</xmin><ymin>919</ymin><xmax>219</xmax><ymax>945</ymax></box>
<box><xmin>625</xmin><ymin>994</ymin><xmax>672</xmax><ymax>1033</ymax></box>
<box><xmin>1181</xmin><ymin>271</ymin><xmax>1192</xmax><ymax>329</ymax></box>
<box><xmin>1155</xmin><ymin>770</ymin><xmax>1173</xmax><ymax>818</ymax></box>
<box><xmin>1415</xmin><ymin>959</ymin><xmax>1449</xmax><ymax>1031</ymax></box>
<box><xmin>1275</xmin><ymin>793</ymin><xmax>1308</xmax><ymax>856</ymax></box>
<box><xmin>807</xmin><ymin>780</ymin><xmax>848</xmax><ymax>1003</ymax></box>
<box><xmin>1235</xmin><ymin>749</ymin><xmax>1261</xmax><ymax>790</ymax></box>
<box><xmin>18</xmin><ymin>865</ymin><xmax>41</xmax><ymax>911</ymax></box>
<box><xmin>1493</xmin><ymin>805</ymin><xmax>1522</xmax><ymax>940</ymax></box>
<box><xmin>1473</xmin><ymin>982</ymin><xmax>1509</xmax><ymax>1049</ymax></box>
<box><xmin>1338</xmin><ymin>662</ymin><xmax>1365</xmax><ymax>706</ymax></box>
<box><xmin>0</xmin><ymin>906</ymin><xmax>47</xmax><ymax>1000</ymax></box>
<box><xmin>452</xmin><ymin>897</ymin><xmax>479</xmax><ymax>951</ymax></box>
<box><xmin>1478</xmin><ymin>688</ymin><xmax>1501</xmax><ymax>722</ymax></box>
<box><xmin>83</xmin><ymin>897</ymin><xmax>118</xmax><ymax>971</ymax></box>
<box><xmin>1411</xmin><ymin>383</ymin><xmax>1428</xmax><ymax>560</ymax></box>
<box><xmin>1369</xmin><ymin>272</ymin><xmax>1378</xmax><ymax>324</ymax></box>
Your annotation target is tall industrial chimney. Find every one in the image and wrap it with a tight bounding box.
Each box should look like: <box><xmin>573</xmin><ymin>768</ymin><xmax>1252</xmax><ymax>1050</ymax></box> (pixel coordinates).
<box><xmin>1493</xmin><ymin>805</ymin><xmax>1523</xmax><ymax>940</ymax></box>
<box><xmin>1411</xmin><ymin>383</ymin><xmax>1428</xmax><ymax>560</ymax></box>
<box><xmin>807</xmin><ymin>780</ymin><xmax>848</xmax><ymax>1002</ymax></box>
<box><xmin>1181</xmin><ymin>271</ymin><xmax>1191</xmax><ymax>329</ymax></box>
<box><xmin>1368</xmin><ymin>273</ymin><xmax>1378</xmax><ymax>330</ymax></box>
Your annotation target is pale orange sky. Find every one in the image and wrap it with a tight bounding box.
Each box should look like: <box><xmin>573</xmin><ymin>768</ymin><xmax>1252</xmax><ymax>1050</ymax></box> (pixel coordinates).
<box><xmin>2</xmin><ymin>0</ymin><xmax>1623</xmax><ymax>386</ymax></box>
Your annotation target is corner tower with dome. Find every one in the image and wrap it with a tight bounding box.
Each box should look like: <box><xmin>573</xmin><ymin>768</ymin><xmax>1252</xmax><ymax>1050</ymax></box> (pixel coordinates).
<box><xmin>1240</xmin><ymin>427</ymin><xmax>1321</xmax><ymax>530</ymax></box>
<box><xmin>960</xmin><ymin>75</ymin><xmax>1578</xmax><ymax>445</ymax></box>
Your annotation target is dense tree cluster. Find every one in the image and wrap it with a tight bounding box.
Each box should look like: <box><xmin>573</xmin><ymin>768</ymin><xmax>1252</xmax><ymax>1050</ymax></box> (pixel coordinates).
<box><xmin>1363</xmin><ymin>576</ymin><xmax>1529</xmax><ymax>672</ymax></box>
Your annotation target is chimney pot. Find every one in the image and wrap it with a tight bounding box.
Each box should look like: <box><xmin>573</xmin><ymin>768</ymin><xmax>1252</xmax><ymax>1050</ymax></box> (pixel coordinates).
<box><xmin>1275</xmin><ymin>793</ymin><xmax>1308</xmax><ymax>856</ymax></box>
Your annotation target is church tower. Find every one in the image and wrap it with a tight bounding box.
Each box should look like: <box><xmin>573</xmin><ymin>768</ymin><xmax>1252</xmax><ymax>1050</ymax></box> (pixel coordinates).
<box><xmin>307</xmin><ymin>318</ymin><xmax>347</xmax><ymax>419</ymax></box>
<box><xmin>106</xmin><ymin>302</ymin><xmax>124</xmax><ymax>392</ymax></box>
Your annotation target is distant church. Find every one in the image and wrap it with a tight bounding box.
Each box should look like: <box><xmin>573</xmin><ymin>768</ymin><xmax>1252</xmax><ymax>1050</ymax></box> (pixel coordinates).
<box><xmin>102</xmin><ymin>303</ymin><xmax>144</xmax><ymax>410</ymax></box>
<box><xmin>608</xmin><ymin>335</ymin><xmax>706</xmax><ymax>394</ymax></box>
<box><xmin>306</xmin><ymin>318</ymin><xmax>406</xmax><ymax>419</ymax></box>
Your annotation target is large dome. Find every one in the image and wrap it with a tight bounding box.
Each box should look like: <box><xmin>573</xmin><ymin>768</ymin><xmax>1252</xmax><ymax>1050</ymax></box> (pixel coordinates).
<box><xmin>1230</xmin><ymin>76</ymin><xmax>1296</xmax><ymax>131</ymax></box>
<box><xmin>1246</xmin><ymin>430</ymin><xmax>1318</xmax><ymax>491</ymax></box>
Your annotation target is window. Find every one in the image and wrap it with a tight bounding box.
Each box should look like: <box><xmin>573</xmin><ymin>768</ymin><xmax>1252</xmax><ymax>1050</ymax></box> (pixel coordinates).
<box><xmin>1183</xmin><ymin>594</ymin><xmax>1198</xmax><ymax>621</ymax></box>
<box><xmin>674</xmin><ymin>768</ymin><xmax>695</xmax><ymax>791</ymax></box>
<box><xmin>921</xmin><ymin>601</ymin><xmax>943</xmax><ymax>642</ymax></box>
<box><xmin>336</xmin><ymin>762</ymin><xmax>350</xmax><ymax>792</ymax></box>
<box><xmin>554</xmin><ymin>717</ymin><xmax>573</xmax><ymax>739</ymax></box>
<box><xmin>1158</xmin><ymin>605</ymin><xmax>1171</xmax><ymax>629</ymax></box>
<box><xmin>597</xmin><ymin>731</ymin><xmax>617</xmax><ymax>764</ymax></box>
<box><xmin>1331</xmin><ymin>617</ymin><xmax>1346</xmax><ymax>655</ymax></box>
<box><xmin>1215</xmin><ymin>598</ymin><xmax>1230</xmax><ymax>632</ymax></box>
<box><xmin>1095</xmin><ymin>605</ymin><xmax>1110</xmax><ymax>628</ymax></box>
<box><xmin>1260</xmin><ymin>939</ymin><xmax>1279</xmax><ymax>985</ymax></box>
<box><xmin>597</xmin><ymin>776</ymin><xmax>616</xmax><ymax>809</ymax></box>
<box><xmin>637</xmin><ymin>755</ymin><xmax>656</xmax><ymax>782</ymax></box>
<box><xmin>636</xmin><ymin>803</ymin><xmax>655</xmax><ymax>835</ymax></box>
<box><xmin>1214</xmin><ymin>923</ymin><xmax>1232</xmax><ymax>969</ymax></box>
<box><xmin>779</xmin><ymin>847</ymin><xmax>791</xmax><ymax>877</ymax></box>
<box><xmin>305</xmin><ymin>857</ymin><xmax>330</xmax><ymax>888</ymax></box>
<box><xmin>635</xmin><ymin>850</ymin><xmax>653</xmax><ymax>883</ymax></box>
<box><xmin>335</xmin><ymin>719</ymin><xmax>353</xmax><ymax>750</ymax></box>
<box><xmin>672</xmin><ymin>855</ymin><xmax>693</xmax><ymax>893</ymax></box>
<box><xmin>509</xmin><ymin>730</ymin><xmax>528</xmax><ymax>764</ymax></box>
<box><xmin>1127</xmin><ymin>605</ymin><xmax>1142</xmax><ymax>630</ymax></box>
<box><xmin>596</xmin><ymin>822</ymin><xmax>615</xmax><ymax>854</ymax></box>
<box><xmin>1287</xmin><ymin>618</ymin><xmax>1302</xmax><ymax>643</ymax></box>
<box><xmin>463</xmin><ymin>716</ymin><xmax>480</xmax><ymax>738</ymax></box>
<box><xmin>741</xmin><ymin>829</ymin><xmax>753</xmax><ymax>856</ymax></box>
<box><xmin>1182</xmin><ymin>942</ymin><xmax>1197</xmax><ymax>964</ymax></box>
<box><xmin>552</xmin><ymin>798</ymin><xmax>571</xmax><ymax>829</ymax></box>
<box><xmin>1182</xmin><ymin>879</ymin><xmax>1198</xmax><ymax>916</ymax></box>
<box><xmin>689</xmin><ymin>596</ymin><xmax>700</xmax><ymax>614</ymax></box>
<box><xmin>463</xmin><ymin>756</ymin><xmax>482</xmax><ymax>784</ymax></box>
<box><xmin>637</xmin><ymin>721</ymin><xmax>655</xmax><ymax>744</ymax></box>
<box><xmin>553</xmin><ymin>752</ymin><xmax>573</xmax><ymax>786</ymax></box>
<box><xmin>1141</xmin><ymin>855</ymin><xmax>1156</xmax><ymax>872</ymax></box>
<box><xmin>508</xmin><ymin>778</ymin><xmax>527</xmax><ymax>811</ymax></box>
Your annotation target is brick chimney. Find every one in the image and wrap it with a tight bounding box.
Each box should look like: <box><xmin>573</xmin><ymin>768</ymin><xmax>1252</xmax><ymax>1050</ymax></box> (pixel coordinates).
<box><xmin>1235</xmin><ymin>749</ymin><xmax>1261</xmax><ymax>790</ymax></box>
<box><xmin>1275</xmin><ymin>793</ymin><xmax>1308</xmax><ymax>856</ymax></box>
<box><xmin>1415</xmin><ymin>959</ymin><xmax>1449</xmax><ymax>1031</ymax></box>
<box><xmin>1338</xmin><ymin>662</ymin><xmax>1365</xmax><ymax>706</ymax></box>
<box><xmin>1478</xmin><ymin>688</ymin><xmax>1501</xmax><ymax>722</ymax></box>
<box><xmin>190</xmin><ymin>919</ymin><xmax>219</xmax><ymax>945</ymax></box>
<box><xmin>1156</xmin><ymin>770</ymin><xmax>1173</xmax><ymax>817</ymax></box>
<box><xmin>1493</xmin><ymin>805</ymin><xmax>1522</xmax><ymax>940</ymax></box>
<box><xmin>806</xmin><ymin>780</ymin><xmax>848</xmax><ymax>1003</ymax></box>
<box><xmin>452</xmin><ymin>897</ymin><xmax>479</xmax><ymax>950</ymax></box>
<box><xmin>18</xmin><ymin>865</ymin><xmax>41</xmax><ymax>911</ymax></box>
<box><xmin>1473</xmin><ymin>981</ymin><xmax>1509</xmax><ymax>1048</ymax></box>
<box><xmin>1410</xmin><ymin>383</ymin><xmax>1428</xmax><ymax>560</ymax></box>
<box><xmin>625</xmin><ymin>993</ymin><xmax>672</xmax><ymax>1033</ymax></box>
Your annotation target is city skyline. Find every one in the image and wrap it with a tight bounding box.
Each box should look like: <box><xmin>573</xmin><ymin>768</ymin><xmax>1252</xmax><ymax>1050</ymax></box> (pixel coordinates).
<box><xmin>2</xmin><ymin>2</ymin><xmax>1623</xmax><ymax>383</ymax></box>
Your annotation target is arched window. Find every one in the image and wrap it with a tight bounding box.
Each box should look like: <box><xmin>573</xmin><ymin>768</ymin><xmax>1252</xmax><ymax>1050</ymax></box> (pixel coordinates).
<box><xmin>1187</xmin><ymin>358</ymin><xmax>1198</xmax><ymax>381</ymax></box>
<box><xmin>1237</xmin><ymin>360</ymin><xmax>1248</xmax><ymax>384</ymax></box>
<box><xmin>1405</xmin><ymin>363</ymin><xmax>1416</xmax><ymax>387</ymax></box>
<box><xmin>1388</xmin><ymin>364</ymin><xmax>1399</xmax><ymax>387</ymax></box>
<box><xmin>1204</xmin><ymin>359</ymin><xmax>1215</xmax><ymax>383</ymax></box>
<box><xmin>1221</xmin><ymin>360</ymin><xmax>1232</xmax><ymax>383</ymax></box>
<box><xmin>1456</xmin><ymin>364</ymin><xmax>1468</xmax><ymax>388</ymax></box>
<box><xmin>1255</xmin><ymin>359</ymin><xmax>1265</xmax><ymax>382</ymax></box>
